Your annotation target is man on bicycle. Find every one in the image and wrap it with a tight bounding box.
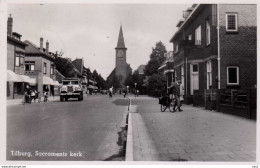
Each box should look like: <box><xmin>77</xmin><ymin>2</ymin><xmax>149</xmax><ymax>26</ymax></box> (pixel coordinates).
<box><xmin>168</xmin><ymin>80</ymin><xmax>183</xmax><ymax>112</ymax></box>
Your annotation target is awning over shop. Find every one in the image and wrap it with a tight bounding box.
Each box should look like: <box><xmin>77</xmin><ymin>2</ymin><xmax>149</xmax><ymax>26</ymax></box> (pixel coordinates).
<box><xmin>43</xmin><ymin>76</ymin><xmax>54</xmax><ymax>85</ymax></box>
<box><xmin>7</xmin><ymin>70</ymin><xmax>36</xmax><ymax>84</ymax></box>
<box><xmin>7</xmin><ymin>70</ymin><xmax>20</xmax><ymax>82</ymax></box>
<box><xmin>53</xmin><ymin>80</ymin><xmax>60</xmax><ymax>86</ymax></box>
<box><xmin>19</xmin><ymin>75</ymin><xmax>31</xmax><ymax>83</ymax></box>
<box><xmin>43</xmin><ymin>76</ymin><xmax>60</xmax><ymax>86</ymax></box>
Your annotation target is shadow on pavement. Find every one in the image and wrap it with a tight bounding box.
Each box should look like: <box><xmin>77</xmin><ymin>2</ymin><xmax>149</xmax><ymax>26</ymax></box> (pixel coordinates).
<box><xmin>112</xmin><ymin>99</ymin><xmax>129</xmax><ymax>106</ymax></box>
<box><xmin>103</xmin><ymin>126</ymin><xmax>126</xmax><ymax>161</ymax></box>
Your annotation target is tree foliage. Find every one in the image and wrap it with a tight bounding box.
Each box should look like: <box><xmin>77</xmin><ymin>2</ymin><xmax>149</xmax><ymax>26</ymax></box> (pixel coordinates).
<box><xmin>144</xmin><ymin>41</ymin><xmax>167</xmax><ymax>76</ymax></box>
<box><xmin>124</xmin><ymin>70</ymin><xmax>144</xmax><ymax>89</ymax></box>
<box><xmin>54</xmin><ymin>55</ymin><xmax>75</xmax><ymax>78</ymax></box>
<box><xmin>147</xmin><ymin>73</ymin><xmax>166</xmax><ymax>97</ymax></box>
<box><xmin>106</xmin><ymin>75</ymin><xmax>121</xmax><ymax>90</ymax></box>
<box><xmin>92</xmin><ymin>69</ymin><xmax>106</xmax><ymax>89</ymax></box>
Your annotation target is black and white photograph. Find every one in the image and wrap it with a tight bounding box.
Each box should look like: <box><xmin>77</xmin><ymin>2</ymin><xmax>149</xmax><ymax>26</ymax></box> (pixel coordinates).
<box><xmin>0</xmin><ymin>0</ymin><xmax>258</xmax><ymax>165</ymax></box>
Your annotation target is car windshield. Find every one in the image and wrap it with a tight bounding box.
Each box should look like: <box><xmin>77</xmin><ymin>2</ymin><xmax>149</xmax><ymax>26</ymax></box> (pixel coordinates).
<box><xmin>63</xmin><ymin>81</ymin><xmax>70</xmax><ymax>85</ymax></box>
<box><xmin>71</xmin><ymin>81</ymin><xmax>79</xmax><ymax>85</ymax></box>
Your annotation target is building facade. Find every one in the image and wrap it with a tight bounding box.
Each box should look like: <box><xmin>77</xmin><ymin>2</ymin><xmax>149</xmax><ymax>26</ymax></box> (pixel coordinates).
<box><xmin>7</xmin><ymin>14</ymin><xmax>35</xmax><ymax>99</ymax></box>
<box><xmin>24</xmin><ymin>38</ymin><xmax>59</xmax><ymax>96</ymax></box>
<box><xmin>158</xmin><ymin>51</ymin><xmax>174</xmax><ymax>93</ymax></box>
<box><xmin>170</xmin><ymin>4</ymin><xmax>256</xmax><ymax>105</ymax></box>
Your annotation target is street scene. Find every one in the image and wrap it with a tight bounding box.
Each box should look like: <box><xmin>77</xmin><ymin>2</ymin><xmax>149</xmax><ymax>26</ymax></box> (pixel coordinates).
<box><xmin>5</xmin><ymin>3</ymin><xmax>257</xmax><ymax>162</ymax></box>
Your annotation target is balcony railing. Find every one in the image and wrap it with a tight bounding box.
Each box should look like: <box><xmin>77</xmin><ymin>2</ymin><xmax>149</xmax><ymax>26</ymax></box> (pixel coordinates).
<box><xmin>25</xmin><ymin>70</ymin><xmax>39</xmax><ymax>76</ymax></box>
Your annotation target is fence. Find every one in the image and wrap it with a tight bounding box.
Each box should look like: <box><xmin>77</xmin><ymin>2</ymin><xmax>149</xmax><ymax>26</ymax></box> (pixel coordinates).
<box><xmin>204</xmin><ymin>89</ymin><xmax>217</xmax><ymax>110</ymax></box>
<box><xmin>217</xmin><ymin>88</ymin><xmax>256</xmax><ymax>119</ymax></box>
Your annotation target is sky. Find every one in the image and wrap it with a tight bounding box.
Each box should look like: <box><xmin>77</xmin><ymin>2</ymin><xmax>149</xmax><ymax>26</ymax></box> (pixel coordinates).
<box><xmin>8</xmin><ymin>3</ymin><xmax>191</xmax><ymax>79</ymax></box>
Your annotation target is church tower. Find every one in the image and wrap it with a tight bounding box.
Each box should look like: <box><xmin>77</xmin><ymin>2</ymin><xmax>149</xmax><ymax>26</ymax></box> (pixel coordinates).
<box><xmin>115</xmin><ymin>25</ymin><xmax>128</xmax><ymax>87</ymax></box>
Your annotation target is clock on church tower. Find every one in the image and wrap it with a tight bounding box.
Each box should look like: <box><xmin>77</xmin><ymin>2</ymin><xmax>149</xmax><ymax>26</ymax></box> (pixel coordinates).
<box><xmin>107</xmin><ymin>25</ymin><xmax>132</xmax><ymax>88</ymax></box>
<box><xmin>117</xmin><ymin>50</ymin><xmax>124</xmax><ymax>58</ymax></box>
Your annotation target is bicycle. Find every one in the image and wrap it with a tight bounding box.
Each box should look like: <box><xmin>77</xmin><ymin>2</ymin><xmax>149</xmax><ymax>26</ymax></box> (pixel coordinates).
<box><xmin>22</xmin><ymin>92</ymin><xmax>32</xmax><ymax>105</ymax></box>
<box><xmin>159</xmin><ymin>95</ymin><xmax>177</xmax><ymax>112</ymax></box>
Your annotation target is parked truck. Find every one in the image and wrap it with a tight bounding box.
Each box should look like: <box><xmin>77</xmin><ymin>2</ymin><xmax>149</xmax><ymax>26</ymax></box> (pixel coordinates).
<box><xmin>60</xmin><ymin>78</ymin><xmax>83</xmax><ymax>101</ymax></box>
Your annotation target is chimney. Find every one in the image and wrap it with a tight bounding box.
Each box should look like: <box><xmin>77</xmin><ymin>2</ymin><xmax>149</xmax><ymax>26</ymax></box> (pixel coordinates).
<box><xmin>7</xmin><ymin>14</ymin><xmax>13</xmax><ymax>36</ymax></box>
<box><xmin>40</xmin><ymin>37</ymin><xmax>43</xmax><ymax>51</ymax></box>
<box><xmin>46</xmin><ymin>40</ymin><xmax>49</xmax><ymax>54</ymax></box>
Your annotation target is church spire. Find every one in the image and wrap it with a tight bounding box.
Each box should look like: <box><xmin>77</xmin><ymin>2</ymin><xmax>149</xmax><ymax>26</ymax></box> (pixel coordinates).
<box><xmin>116</xmin><ymin>25</ymin><xmax>127</xmax><ymax>49</ymax></box>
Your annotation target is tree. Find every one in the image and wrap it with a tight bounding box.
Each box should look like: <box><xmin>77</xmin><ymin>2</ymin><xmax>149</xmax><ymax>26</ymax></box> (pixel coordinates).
<box><xmin>55</xmin><ymin>56</ymin><xmax>75</xmax><ymax>78</ymax></box>
<box><xmin>107</xmin><ymin>75</ymin><xmax>121</xmax><ymax>90</ymax></box>
<box><xmin>145</xmin><ymin>41</ymin><xmax>167</xmax><ymax>76</ymax></box>
<box><xmin>147</xmin><ymin>73</ymin><xmax>166</xmax><ymax>97</ymax></box>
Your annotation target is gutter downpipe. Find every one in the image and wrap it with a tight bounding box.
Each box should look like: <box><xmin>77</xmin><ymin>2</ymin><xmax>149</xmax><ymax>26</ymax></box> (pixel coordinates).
<box><xmin>186</xmin><ymin>57</ymin><xmax>188</xmax><ymax>96</ymax></box>
<box><xmin>217</xmin><ymin>4</ymin><xmax>221</xmax><ymax>89</ymax></box>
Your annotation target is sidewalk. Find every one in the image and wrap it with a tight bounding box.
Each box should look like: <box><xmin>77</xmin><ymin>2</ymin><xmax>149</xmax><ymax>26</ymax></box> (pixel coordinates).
<box><xmin>7</xmin><ymin>96</ymin><xmax>60</xmax><ymax>106</ymax></box>
<box><xmin>128</xmin><ymin>96</ymin><xmax>256</xmax><ymax>162</ymax></box>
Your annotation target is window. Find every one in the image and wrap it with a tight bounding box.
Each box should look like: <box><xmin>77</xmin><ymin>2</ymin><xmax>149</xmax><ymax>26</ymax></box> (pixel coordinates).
<box><xmin>188</xmin><ymin>34</ymin><xmax>192</xmax><ymax>40</ymax></box>
<box><xmin>50</xmin><ymin>64</ymin><xmax>54</xmax><ymax>75</ymax></box>
<box><xmin>175</xmin><ymin>43</ymin><xmax>179</xmax><ymax>53</ymax></box>
<box><xmin>174</xmin><ymin>69</ymin><xmax>178</xmax><ymax>81</ymax></box>
<box><xmin>192</xmin><ymin>64</ymin><xmax>198</xmax><ymax>72</ymax></box>
<box><xmin>181</xmin><ymin>65</ymin><xmax>184</xmax><ymax>86</ymax></box>
<box><xmin>15</xmin><ymin>53</ymin><xmax>24</xmax><ymax>67</ymax></box>
<box><xmin>227</xmin><ymin>66</ymin><xmax>239</xmax><ymax>85</ymax></box>
<box><xmin>71</xmin><ymin>81</ymin><xmax>79</xmax><ymax>85</ymax></box>
<box><xmin>195</xmin><ymin>25</ymin><xmax>201</xmax><ymax>45</ymax></box>
<box><xmin>207</xmin><ymin>61</ymin><xmax>212</xmax><ymax>89</ymax></box>
<box><xmin>43</xmin><ymin>63</ymin><xmax>47</xmax><ymax>74</ymax></box>
<box><xmin>206</xmin><ymin>20</ymin><xmax>210</xmax><ymax>45</ymax></box>
<box><xmin>25</xmin><ymin>61</ymin><xmax>35</xmax><ymax>71</ymax></box>
<box><xmin>226</xmin><ymin>13</ymin><xmax>238</xmax><ymax>32</ymax></box>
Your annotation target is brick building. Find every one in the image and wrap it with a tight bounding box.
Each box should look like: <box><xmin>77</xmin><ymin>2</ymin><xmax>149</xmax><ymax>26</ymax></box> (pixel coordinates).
<box><xmin>24</xmin><ymin>38</ymin><xmax>59</xmax><ymax>96</ymax></box>
<box><xmin>71</xmin><ymin>58</ymin><xmax>88</xmax><ymax>93</ymax></box>
<box><xmin>170</xmin><ymin>4</ymin><xmax>256</xmax><ymax>105</ymax></box>
<box><xmin>158</xmin><ymin>51</ymin><xmax>174</xmax><ymax>93</ymax></box>
<box><xmin>7</xmin><ymin>14</ymin><xmax>36</xmax><ymax>99</ymax></box>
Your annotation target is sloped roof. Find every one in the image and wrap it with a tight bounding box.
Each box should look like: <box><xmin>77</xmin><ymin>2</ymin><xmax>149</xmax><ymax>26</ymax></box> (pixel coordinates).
<box><xmin>136</xmin><ymin>65</ymin><xmax>146</xmax><ymax>75</ymax></box>
<box><xmin>107</xmin><ymin>68</ymin><xmax>115</xmax><ymax>80</ymax></box>
<box><xmin>116</xmin><ymin>25</ymin><xmax>127</xmax><ymax>49</ymax></box>
<box><xmin>72</xmin><ymin>58</ymin><xmax>83</xmax><ymax>73</ymax></box>
<box><xmin>55</xmin><ymin>69</ymin><xmax>65</xmax><ymax>83</ymax></box>
<box><xmin>24</xmin><ymin>40</ymin><xmax>55</xmax><ymax>60</ymax></box>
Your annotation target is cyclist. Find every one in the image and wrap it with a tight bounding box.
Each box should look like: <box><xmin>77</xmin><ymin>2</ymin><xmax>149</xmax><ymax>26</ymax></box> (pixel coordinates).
<box><xmin>168</xmin><ymin>80</ymin><xmax>183</xmax><ymax>112</ymax></box>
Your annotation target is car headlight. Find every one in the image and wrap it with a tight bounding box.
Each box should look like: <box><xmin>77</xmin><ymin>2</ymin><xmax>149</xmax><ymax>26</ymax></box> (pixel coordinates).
<box><xmin>61</xmin><ymin>87</ymin><xmax>67</xmax><ymax>91</ymax></box>
<box><xmin>75</xmin><ymin>87</ymin><xmax>81</xmax><ymax>91</ymax></box>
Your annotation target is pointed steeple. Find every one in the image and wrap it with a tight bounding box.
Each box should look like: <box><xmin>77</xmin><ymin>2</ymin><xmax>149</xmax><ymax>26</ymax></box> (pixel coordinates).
<box><xmin>116</xmin><ymin>25</ymin><xmax>127</xmax><ymax>49</ymax></box>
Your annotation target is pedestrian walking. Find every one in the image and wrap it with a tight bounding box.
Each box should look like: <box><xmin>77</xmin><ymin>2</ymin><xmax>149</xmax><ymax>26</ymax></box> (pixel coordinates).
<box><xmin>179</xmin><ymin>80</ymin><xmax>185</xmax><ymax>106</ymax></box>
